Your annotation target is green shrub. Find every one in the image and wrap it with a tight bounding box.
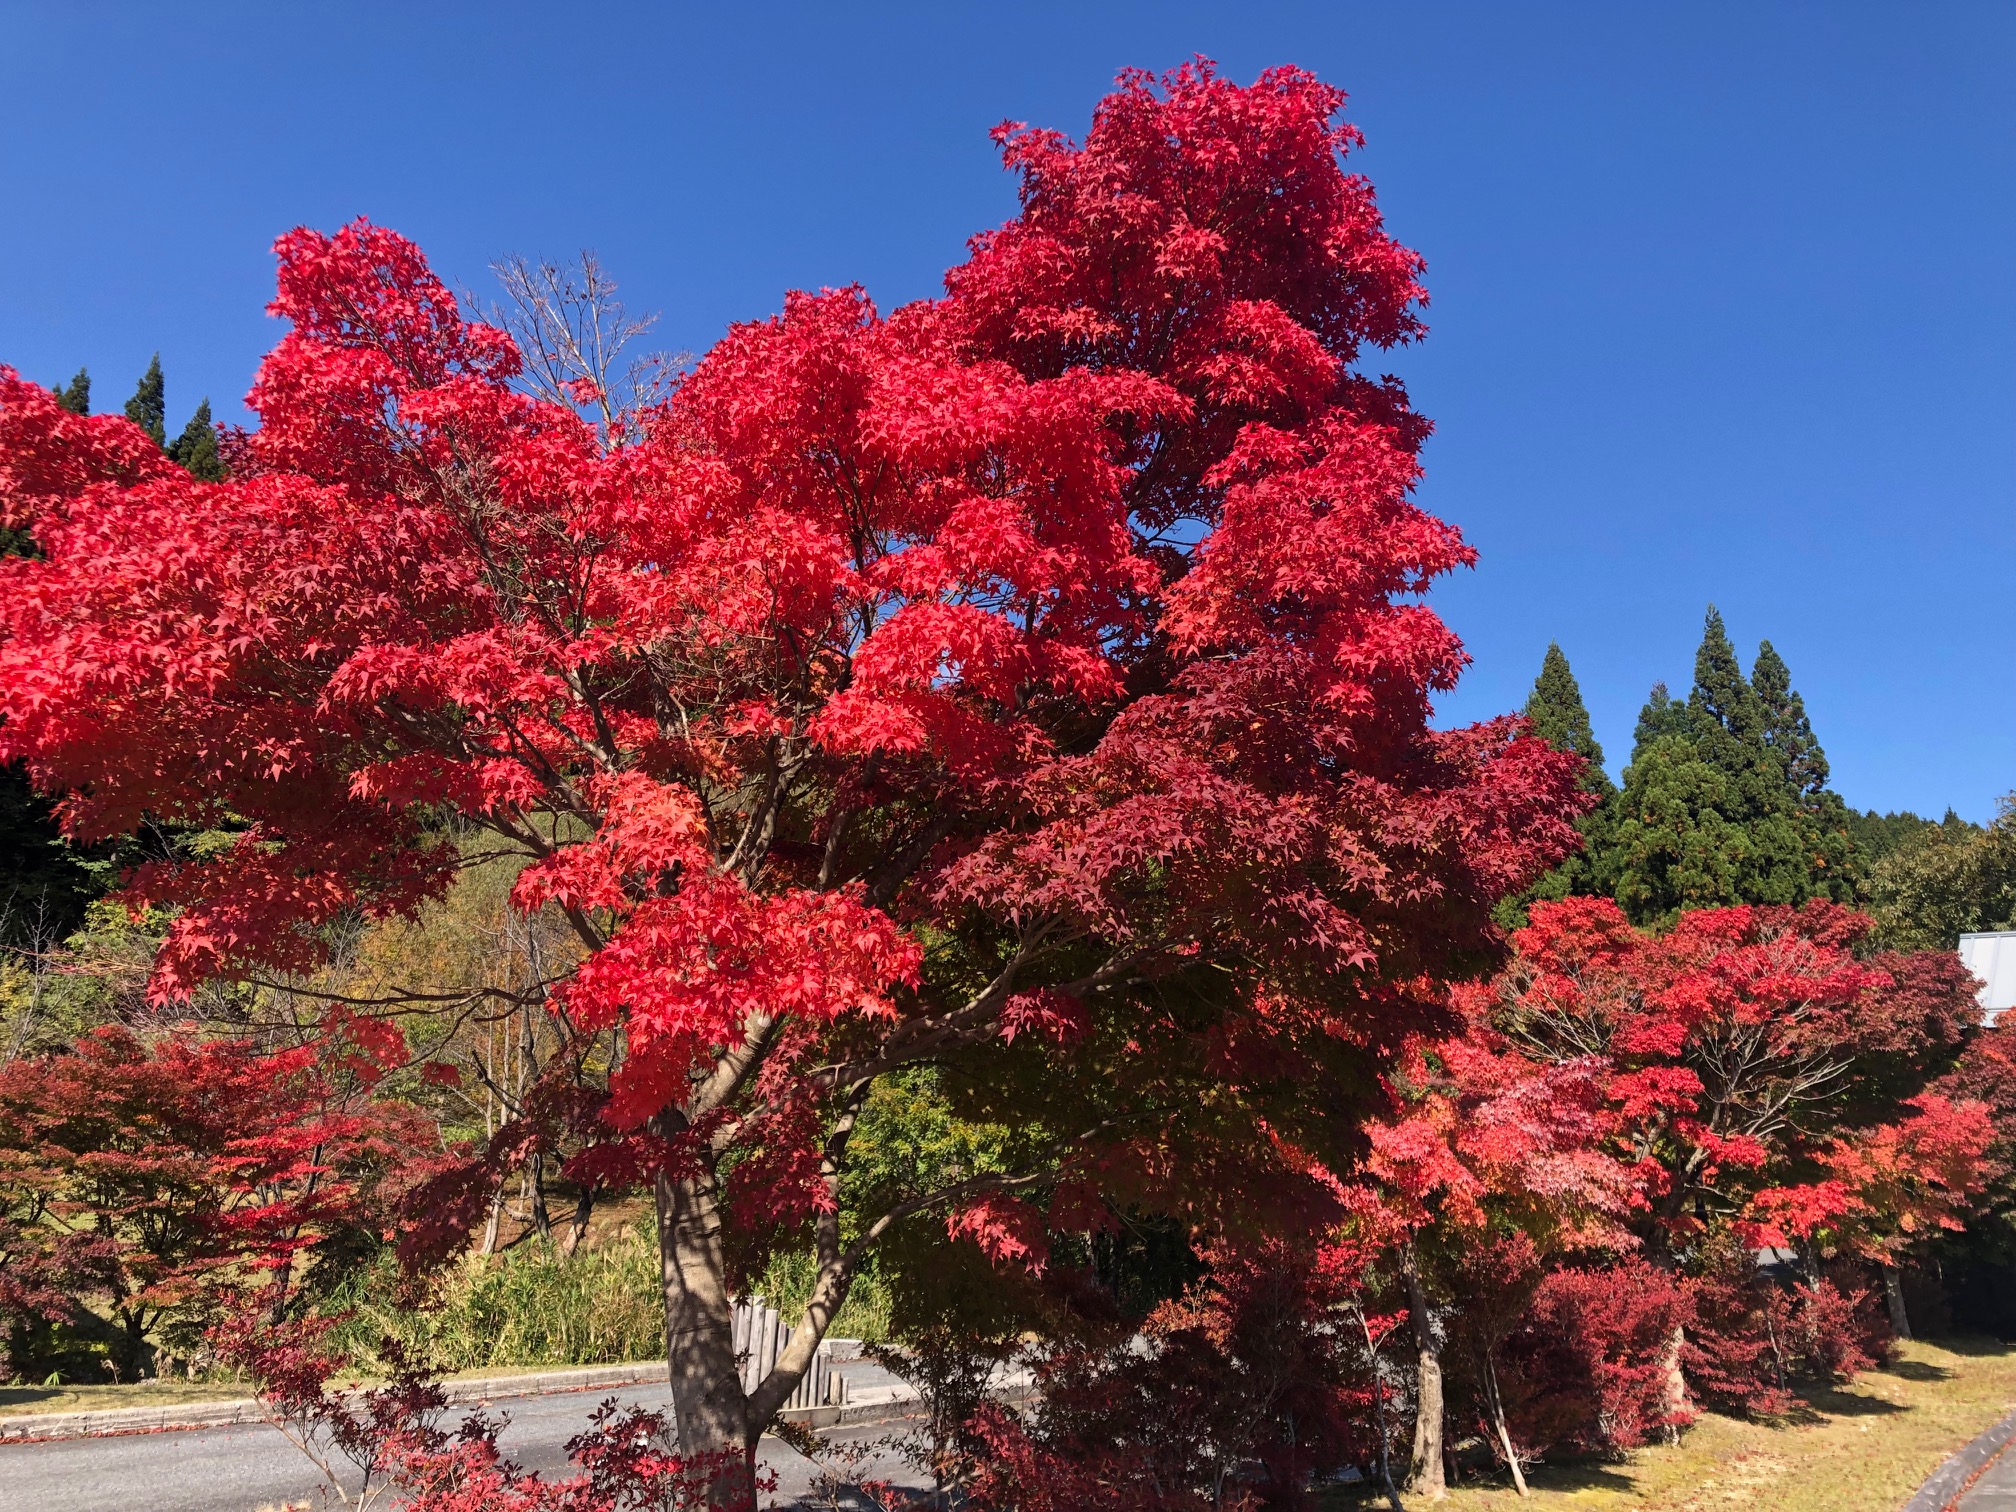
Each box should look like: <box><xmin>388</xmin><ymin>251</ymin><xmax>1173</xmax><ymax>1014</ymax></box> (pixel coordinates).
<box><xmin>321</xmin><ymin>1223</ymin><xmax>889</xmax><ymax>1373</ymax></box>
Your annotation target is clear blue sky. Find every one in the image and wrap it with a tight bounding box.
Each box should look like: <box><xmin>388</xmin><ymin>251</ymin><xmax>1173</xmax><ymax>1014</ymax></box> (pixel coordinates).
<box><xmin>3</xmin><ymin>3</ymin><xmax>2010</xmax><ymax>819</ymax></box>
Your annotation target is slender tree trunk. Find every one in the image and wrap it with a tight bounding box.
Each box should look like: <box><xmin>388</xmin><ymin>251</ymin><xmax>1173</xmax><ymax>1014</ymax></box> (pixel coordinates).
<box><xmin>1352</xmin><ymin>1306</ymin><xmax>1406</xmax><ymax>1512</ymax></box>
<box><xmin>559</xmin><ymin>1182</ymin><xmax>597</xmax><ymax>1257</ymax></box>
<box><xmin>480</xmin><ymin>1181</ymin><xmax>505</xmax><ymax>1256</ymax></box>
<box><xmin>1480</xmin><ymin>1349</ymin><xmax>1529</xmax><ymax>1498</ymax></box>
<box><xmin>528</xmin><ymin>1148</ymin><xmax>552</xmax><ymax>1242</ymax></box>
<box><xmin>654</xmin><ymin>1153</ymin><xmax>756</xmax><ymax>1507</ymax></box>
<box><xmin>1402</xmin><ymin>1240</ymin><xmax>1448</xmax><ymax>1500</ymax></box>
<box><xmin>1884</xmin><ymin>1265</ymin><xmax>1913</xmax><ymax>1341</ymax></box>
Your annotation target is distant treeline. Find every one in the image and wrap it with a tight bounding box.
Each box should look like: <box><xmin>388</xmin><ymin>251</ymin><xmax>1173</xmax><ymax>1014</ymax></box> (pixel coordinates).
<box><xmin>1507</xmin><ymin>612</ymin><xmax>2012</xmax><ymax>947</ymax></box>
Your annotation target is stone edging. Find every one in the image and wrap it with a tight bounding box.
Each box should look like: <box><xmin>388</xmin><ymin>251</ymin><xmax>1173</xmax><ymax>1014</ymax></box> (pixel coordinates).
<box><xmin>1901</xmin><ymin>1404</ymin><xmax>2016</xmax><ymax>1512</ymax></box>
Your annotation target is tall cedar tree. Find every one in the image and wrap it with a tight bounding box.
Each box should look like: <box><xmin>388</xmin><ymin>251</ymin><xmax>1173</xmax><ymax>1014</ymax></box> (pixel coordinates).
<box><xmin>1597</xmin><ymin>608</ymin><xmax>1852</xmax><ymax>921</ymax></box>
<box><xmin>168</xmin><ymin>397</ymin><xmax>226</xmax><ymax>481</ymax></box>
<box><xmin>53</xmin><ymin>369</ymin><xmax>89</xmax><ymax>416</ymax></box>
<box><xmin>1753</xmin><ymin>637</ymin><xmax>1857</xmax><ymax>886</ymax></box>
<box><xmin>1631</xmin><ymin>681</ymin><xmax>1692</xmax><ymax>753</ymax></box>
<box><xmin>0</xmin><ymin>65</ymin><xmax>1585</xmax><ymax>1480</ymax></box>
<box><xmin>1497</xmin><ymin>643</ymin><xmax>1615</xmax><ymax>927</ymax></box>
<box><xmin>123</xmin><ymin>354</ymin><xmax>167</xmax><ymax>448</ymax></box>
<box><xmin>1752</xmin><ymin>640</ymin><xmax>1825</xmax><ymax>796</ymax></box>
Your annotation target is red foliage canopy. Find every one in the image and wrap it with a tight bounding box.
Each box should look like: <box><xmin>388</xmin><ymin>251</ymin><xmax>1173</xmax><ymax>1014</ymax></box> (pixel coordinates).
<box><xmin>0</xmin><ymin>1026</ymin><xmax>419</xmax><ymax>1372</ymax></box>
<box><xmin>0</xmin><ymin>62</ymin><xmax>1583</xmax><ymax>1448</ymax></box>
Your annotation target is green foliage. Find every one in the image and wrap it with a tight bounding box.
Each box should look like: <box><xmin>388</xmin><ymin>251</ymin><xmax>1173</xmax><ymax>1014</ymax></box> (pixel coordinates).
<box><xmin>1867</xmin><ymin>798</ymin><xmax>2016</xmax><ymax>950</ymax></box>
<box><xmin>749</xmin><ymin>1245</ymin><xmax>892</xmax><ymax>1343</ymax></box>
<box><xmin>1848</xmin><ymin>808</ymin><xmax>1962</xmax><ymax>865</ymax></box>
<box><xmin>1752</xmin><ymin>640</ymin><xmax>1828</xmax><ymax>797</ymax></box>
<box><xmin>323</xmin><ymin>1222</ymin><xmax>889</xmax><ymax>1373</ymax></box>
<box><xmin>1497</xmin><ymin>643</ymin><xmax>1616</xmax><ymax>929</ymax></box>
<box><xmin>842</xmin><ymin>1067</ymin><xmax>1023</xmax><ymax>1223</ymax></box>
<box><xmin>1594</xmin><ymin>608</ymin><xmax>1858</xmax><ymax>923</ymax></box>
<box><xmin>54</xmin><ymin>368</ymin><xmax>89</xmax><ymax>415</ymax></box>
<box><xmin>324</xmin><ymin>1230</ymin><xmax>665</xmax><ymax>1371</ymax></box>
<box><xmin>167</xmin><ymin>398</ymin><xmax>225</xmax><ymax>480</ymax></box>
<box><xmin>1631</xmin><ymin>681</ymin><xmax>1692</xmax><ymax>757</ymax></box>
<box><xmin>123</xmin><ymin>354</ymin><xmax>166</xmax><ymax>448</ymax></box>
<box><xmin>835</xmin><ymin>1065</ymin><xmax>1047</xmax><ymax>1336</ymax></box>
<box><xmin>1524</xmin><ymin>643</ymin><xmax>1612</xmax><ymax>796</ymax></box>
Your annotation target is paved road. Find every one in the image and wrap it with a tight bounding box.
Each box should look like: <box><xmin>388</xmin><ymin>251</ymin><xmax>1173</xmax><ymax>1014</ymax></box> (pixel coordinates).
<box><xmin>0</xmin><ymin>1378</ymin><xmax>931</xmax><ymax>1512</ymax></box>
<box><xmin>1962</xmin><ymin>1438</ymin><xmax>2016</xmax><ymax>1511</ymax></box>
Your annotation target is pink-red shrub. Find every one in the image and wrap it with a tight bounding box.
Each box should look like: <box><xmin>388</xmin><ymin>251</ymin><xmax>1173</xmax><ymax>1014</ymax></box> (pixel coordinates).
<box><xmin>1498</xmin><ymin>1260</ymin><xmax>1693</xmax><ymax>1455</ymax></box>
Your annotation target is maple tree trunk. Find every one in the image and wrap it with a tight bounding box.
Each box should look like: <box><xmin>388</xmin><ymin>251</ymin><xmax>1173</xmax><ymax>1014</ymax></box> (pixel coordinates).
<box><xmin>559</xmin><ymin>1183</ymin><xmax>596</xmax><ymax>1257</ymax></box>
<box><xmin>1402</xmin><ymin>1241</ymin><xmax>1448</xmax><ymax>1500</ymax></box>
<box><xmin>1884</xmin><ymin>1266</ymin><xmax>1913</xmax><ymax>1341</ymax></box>
<box><xmin>1659</xmin><ymin>1323</ymin><xmax>1690</xmax><ymax>1441</ymax></box>
<box><xmin>479</xmin><ymin>1182</ymin><xmax>505</xmax><ymax>1256</ymax></box>
<box><xmin>654</xmin><ymin>1158</ymin><xmax>755</xmax><ymax>1503</ymax></box>
<box><xmin>527</xmin><ymin>1149</ymin><xmax>552</xmax><ymax>1242</ymax></box>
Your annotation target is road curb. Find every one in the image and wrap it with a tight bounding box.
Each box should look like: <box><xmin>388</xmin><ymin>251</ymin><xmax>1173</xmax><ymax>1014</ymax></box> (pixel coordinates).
<box><xmin>0</xmin><ymin>1361</ymin><xmax>667</xmax><ymax>1445</ymax></box>
<box><xmin>1901</xmin><ymin>1404</ymin><xmax>2016</xmax><ymax>1512</ymax></box>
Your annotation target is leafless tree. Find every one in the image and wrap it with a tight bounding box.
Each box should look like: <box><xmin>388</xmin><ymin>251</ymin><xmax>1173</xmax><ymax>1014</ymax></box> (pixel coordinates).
<box><xmin>486</xmin><ymin>252</ymin><xmax>682</xmax><ymax>450</ymax></box>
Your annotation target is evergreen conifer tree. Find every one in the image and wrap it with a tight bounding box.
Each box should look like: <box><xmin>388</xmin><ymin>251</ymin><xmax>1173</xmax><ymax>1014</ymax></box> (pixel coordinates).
<box><xmin>168</xmin><ymin>399</ymin><xmax>226</xmax><ymax>481</ymax></box>
<box><xmin>124</xmin><ymin>353</ymin><xmax>167</xmax><ymax>448</ymax></box>
<box><xmin>1630</xmin><ymin>681</ymin><xmax>1691</xmax><ymax>759</ymax></box>
<box><xmin>1496</xmin><ymin>644</ymin><xmax>1616</xmax><ymax>928</ymax></box>
<box><xmin>1684</xmin><ymin>606</ymin><xmax>1769</xmax><ymax>761</ymax></box>
<box><xmin>54</xmin><ymin>369</ymin><xmax>90</xmax><ymax>415</ymax></box>
<box><xmin>1595</xmin><ymin>607</ymin><xmax>1848</xmax><ymax>921</ymax></box>
<box><xmin>1525</xmin><ymin>642</ymin><xmax>1615</xmax><ymax>797</ymax></box>
<box><xmin>1753</xmin><ymin>640</ymin><xmax>1828</xmax><ymax>796</ymax></box>
<box><xmin>1751</xmin><ymin>639</ymin><xmax>1858</xmax><ymax>895</ymax></box>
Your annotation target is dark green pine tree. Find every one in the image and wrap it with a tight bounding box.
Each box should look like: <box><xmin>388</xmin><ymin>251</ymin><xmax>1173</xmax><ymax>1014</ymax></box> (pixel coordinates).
<box><xmin>124</xmin><ymin>353</ymin><xmax>168</xmax><ymax>448</ymax></box>
<box><xmin>1495</xmin><ymin>644</ymin><xmax>1617</xmax><ymax>929</ymax></box>
<box><xmin>168</xmin><ymin>398</ymin><xmax>226</xmax><ymax>481</ymax></box>
<box><xmin>1526</xmin><ymin>642</ymin><xmax>1616</xmax><ymax>798</ymax></box>
<box><xmin>1595</xmin><ymin>607</ymin><xmax>1832</xmax><ymax>922</ymax></box>
<box><xmin>1752</xmin><ymin>640</ymin><xmax>1826</xmax><ymax>797</ymax></box>
<box><xmin>1752</xmin><ymin>639</ymin><xmax>1859</xmax><ymax>900</ymax></box>
<box><xmin>1684</xmin><ymin>607</ymin><xmax>1769</xmax><ymax>767</ymax></box>
<box><xmin>1630</xmin><ymin>681</ymin><xmax>1692</xmax><ymax>757</ymax></box>
<box><xmin>54</xmin><ymin>368</ymin><xmax>91</xmax><ymax>415</ymax></box>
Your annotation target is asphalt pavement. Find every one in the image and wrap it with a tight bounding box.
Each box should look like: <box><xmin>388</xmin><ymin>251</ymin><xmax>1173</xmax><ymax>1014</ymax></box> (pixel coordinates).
<box><xmin>0</xmin><ymin>1373</ymin><xmax>932</xmax><ymax>1511</ymax></box>
<box><xmin>1961</xmin><ymin>1440</ymin><xmax>2016</xmax><ymax>1511</ymax></box>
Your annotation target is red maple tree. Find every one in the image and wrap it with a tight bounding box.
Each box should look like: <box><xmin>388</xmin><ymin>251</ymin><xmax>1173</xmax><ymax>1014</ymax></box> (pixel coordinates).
<box><xmin>0</xmin><ymin>1025</ymin><xmax>419</xmax><ymax>1378</ymax></box>
<box><xmin>1475</xmin><ymin>896</ymin><xmax>1993</xmax><ymax>1411</ymax></box>
<box><xmin>0</xmin><ymin>62</ymin><xmax>1582</xmax><ymax>1473</ymax></box>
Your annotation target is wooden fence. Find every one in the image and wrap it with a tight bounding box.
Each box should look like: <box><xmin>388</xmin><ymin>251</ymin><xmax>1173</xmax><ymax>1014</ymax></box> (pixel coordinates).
<box><xmin>731</xmin><ymin>1296</ymin><xmax>848</xmax><ymax>1409</ymax></box>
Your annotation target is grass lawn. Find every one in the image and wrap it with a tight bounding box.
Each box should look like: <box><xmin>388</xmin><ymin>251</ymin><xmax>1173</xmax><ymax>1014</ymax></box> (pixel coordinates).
<box><xmin>1329</xmin><ymin>1336</ymin><xmax>2016</xmax><ymax>1512</ymax></box>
